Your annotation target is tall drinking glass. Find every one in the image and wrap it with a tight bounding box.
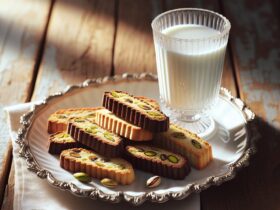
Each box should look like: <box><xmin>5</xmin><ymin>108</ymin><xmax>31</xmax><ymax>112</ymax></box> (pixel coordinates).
<box><xmin>152</xmin><ymin>8</ymin><xmax>231</xmax><ymax>137</ymax></box>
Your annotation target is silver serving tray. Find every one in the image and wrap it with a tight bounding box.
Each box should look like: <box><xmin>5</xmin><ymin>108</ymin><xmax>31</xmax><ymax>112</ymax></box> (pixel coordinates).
<box><xmin>16</xmin><ymin>73</ymin><xmax>258</xmax><ymax>205</ymax></box>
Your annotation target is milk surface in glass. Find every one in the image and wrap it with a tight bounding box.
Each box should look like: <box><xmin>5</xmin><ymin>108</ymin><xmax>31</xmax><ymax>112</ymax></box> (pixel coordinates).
<box><xmin>156</xmin><ymin>24</ymin><xmax>227</xmax><ymax>114</ymax></box>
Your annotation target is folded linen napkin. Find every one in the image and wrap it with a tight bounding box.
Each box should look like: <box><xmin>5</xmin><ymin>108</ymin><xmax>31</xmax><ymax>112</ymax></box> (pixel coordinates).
<box><xmin>5</xmin><ymin>102</ymin><xmax>200</xmax><ymax>210</ymax></box>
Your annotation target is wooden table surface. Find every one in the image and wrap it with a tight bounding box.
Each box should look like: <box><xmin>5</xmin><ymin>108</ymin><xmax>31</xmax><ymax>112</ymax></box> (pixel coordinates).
<box><xmin>0</xmin><ymin>0</ymin><xmax>279</xmax><ymax>209</ymax></box>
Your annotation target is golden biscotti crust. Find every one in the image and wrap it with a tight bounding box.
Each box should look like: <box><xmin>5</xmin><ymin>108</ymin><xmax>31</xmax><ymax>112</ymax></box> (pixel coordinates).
<box><xmin>60</xmin><ymin>148</ymin><xmax>135</xmax><ymax>185</ymax></box>
<box><xmin>154</xmin><ymin>123</ymin><xmax>213</xmax><ymax>170</ymax></box>
<box><xmin>125</xmin><ymin>145</ymin><xmax>190</xmax><ymax>179</ymax></box>
<box><xmin>95</xmin><ymin>109</ymin><xmax>153</xmax><ymax>141</ymax></box>
<box><xmin>48</xmin><ymin>132</ymin><xmax>79</xmax><ymax>154</ymax></box>
<box><xmin>47</xmin><ymin>107</ymin><xmax>103</xmax><ymax>134</ymax></box>
<box><xmin>102</xmin><ymin>91</ymin><xmax>169</xmax><ymax>132</ymax></box>
<box><xmin>67</xmin><ymin>118</ymin><xmax>124</xmax><ymax>158</ymax></box>
<box><xmin>135</xmin><ymin>96</ymin><xmax>160</xmax><ymax>110</ymax></box>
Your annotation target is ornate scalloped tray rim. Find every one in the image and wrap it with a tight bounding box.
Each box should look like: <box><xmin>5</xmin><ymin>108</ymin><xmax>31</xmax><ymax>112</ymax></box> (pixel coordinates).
<box><xmin>16</xmin><ymin>73</ymin><xmax>259</xmax><ymax>206</ymax></box>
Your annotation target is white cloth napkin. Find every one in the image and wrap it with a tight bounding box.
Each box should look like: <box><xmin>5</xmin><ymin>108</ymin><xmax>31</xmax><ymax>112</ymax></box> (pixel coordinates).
<box><xmin>5</xmin><ymin>103</ymin><xmax>200</xmax><ymax>210</ymax></box>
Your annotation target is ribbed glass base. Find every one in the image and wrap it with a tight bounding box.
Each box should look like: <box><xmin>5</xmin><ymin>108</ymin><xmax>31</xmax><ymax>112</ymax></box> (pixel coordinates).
<box><xmin>161</xmin><ymin>104</ymin><xmax>217</xmax><ymax>138</ymax></box>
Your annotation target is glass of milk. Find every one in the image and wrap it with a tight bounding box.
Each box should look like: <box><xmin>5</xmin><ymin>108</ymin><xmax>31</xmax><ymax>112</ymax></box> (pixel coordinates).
<box><xmin>151</xmin><ymin>8</ymin><xmax>230</xmax><ymax>137</ymax></box>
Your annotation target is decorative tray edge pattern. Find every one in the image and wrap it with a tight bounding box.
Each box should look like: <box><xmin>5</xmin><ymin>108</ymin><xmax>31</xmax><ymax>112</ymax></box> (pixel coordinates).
<box><xmin>16</xmin><ymin>73</ymin><xmax>259</xmax><ymax>206</ymax></box>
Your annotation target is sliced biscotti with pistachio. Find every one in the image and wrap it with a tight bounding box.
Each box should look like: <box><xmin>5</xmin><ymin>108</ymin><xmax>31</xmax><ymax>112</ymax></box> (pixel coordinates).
<box><xmin>60</xmin><ymin>148</ymin><xmax>135</xmax><ymax>185</ymax></box>
<box><xmin>125</xmin><ymin>145</ymin><xmax>190</xmax><ymax>179</ymax></box>
<box><xmin>135</xmin><ymin>96</ymin><xmax>160</xmax><ymax>110</ymax></box>
<box><xmin>102</xmin><ymin>91</ymin><xmax>169</xmax><ymax>132</ymax></box>
<box><xmin>67</xmin><ymin>118</ymin><xmax>124</xmax><ymax>158</ymax></box>
<box><xmin>154</xmin><ymin>124</ymin><xmax>213</xmax><ymax>170</ymax></box>
<box><xmin>48</xmin><ymin>107</ymin><xmax>103</xmax><ymax>134</ymax></box>
<box><xmin>95</xmin><ymin>109</ymin><xmax>153</xmax><ymax>141</ymax></box>
<box><xmin>48</xmin><ymin>132</ymin><xmax>79</xmax><ymax>154</ymax></box>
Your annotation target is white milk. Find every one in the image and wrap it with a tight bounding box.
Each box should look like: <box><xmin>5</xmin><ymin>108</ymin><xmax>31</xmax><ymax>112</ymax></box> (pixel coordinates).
<box><xmin>155</xmin><ymin>24</ymin><xmax>226</xmax><ymax>114</ymax></box>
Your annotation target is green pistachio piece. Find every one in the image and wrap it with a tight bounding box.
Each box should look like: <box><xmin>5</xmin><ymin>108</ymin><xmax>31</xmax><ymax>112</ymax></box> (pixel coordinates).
<box><xmin>191</xmin><ymin>139</ymin><xmax>202</xmax><ymax>149</ymax></box>
<box><xmin>86</xmin><ymin>113</ymin><xmax>96</xmax><ymax>118</ymax></box>
<box><xmin>73</xmin><ymin>172</ymin><xmax>91</xmax><ymax>182</ymax></box>
<box><xmin>124</xmin><ymin>98</ymin><xmax>133</xmax><ymax>103</ymax></box>
<box><xmin>57</xmin><ymin>133</ymin><xmax>70</xmax><ymax>138</ymax></box>
<box><xmin>85</xmin><ymin>126</ymin><xmax>98</xmax><ymax>134</ymax></box>
<box><xmin>171</xmin><ymin>132</ymin><xmax>186</xmax><ymax>139</ymax></box>
<box><xmin>104</xmin><ymin>132</ymin><xmax>115</xmax><ymax>141</ymax></box>
<box><xmin>111</xmin><ymin>91</ymin><xmax>126</xmax><ymax>98</ymax></box>
<box><xmin>70</xmin><ymin>152</ymin><xmax>81</xmax><ymax>158</ymax></box>
<box><xmin>144</xmin><ymin>151</ymin><xmax>157</xmax><ymax>157</ymax></box>
<box><xmin>118</xmin><ymin>164</ymin><xmax>126</xmax><ymax>170</ymax></box>
<box><xmin>57</xmin><ymin>115</ymin><xmax>67</xmax><ymax>119</ymax></box>
<box><xmin>137</xmin><ymin>103</ymin><xmax>152</xmax><ymax>110</ymax></box>
<box><xmin>160</xmin><ymin>154</ymin><xmax>168</xmax><ymax>161</ymax></box>
<box><xmin>95</xmin><ymin>161</ymin><xmax>105</xmax><ymax>167</ymax></box>
<box><xmin>167</xmin><ymin>155</ymin><xmax>179</xmax><ymax>164</ymax></box>
<box><xmin>74</xmin><ymin>118</ymin><xmax>86</xmax><ymax>123</ymax></box>
<box><xmin>88</xmin><ymin>155</ymin><xmax>98</xmax><ymax>161</ymax></box>
<box><xmin>146</xmin><ymin>111</ymin><xmax>164</xmax><ymax>120</ymax></box>
<box><xmin>111</xmin><ymin>91</ymin><xmax>120</xmax><ymax>98</ymax></box>
<box><xmin>137</xmin><ymin>147</ymin><xmax>144</xmax><ymax>152</ymax></box>
<box><xmin>101</xmin><ymin>178</ymin><xmax>118</xmax><ymax>188</ymax></box>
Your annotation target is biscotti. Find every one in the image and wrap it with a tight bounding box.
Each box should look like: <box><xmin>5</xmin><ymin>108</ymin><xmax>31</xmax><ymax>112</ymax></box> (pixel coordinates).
<box><xmin>60</xmin><ymin>148</ymin><xmax>135</xmax><ymax>185</ymax></box>
<box><xmin>48</xmin><ymin>132</ymin><xmax>79</xmax><ymax>154</ymax></box>
<box><xmin>135</xmin><ymin>96</ymin><xmax>160</xmax><ymax>110</ymax></box>
<box><xmin>48</xmin><ymin>107</ymin><xmax>103</xmax><ymax>134</ymax></box>
<box><xmin>125</xmin><ymin>145</ymin><xmax>190</xmax><ymax>179</ymax></box>
<box><xmin>67</xmin><ymin>118</ymin><xmax>124</xmax><ymax>157</ymax></box>
<box><xmin>102</xmin><ymin>91</ymin><xmax>169</xmax><ymax>132</ymax></box>
<box><xmin>154</xmin><ymin>124</ymin><xmax>213</xmax><ymax>169</ymax></box>
<box><xmin>95</xmin><ymin>109</ymin><xmax>153</xmax><ymax>141</ymax></box>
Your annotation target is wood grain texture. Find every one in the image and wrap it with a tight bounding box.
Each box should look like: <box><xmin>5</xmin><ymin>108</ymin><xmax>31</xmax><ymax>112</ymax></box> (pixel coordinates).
<box><xmin>1</xmin><ymin>162</ymin><xmax>14</xmax><ymax>210</ymax></box>
<box><xmin>0</xmin><ymin>143</ymin><xmax>12</xmax><ymax>208</ymax></box>
<box><xmin>114</xmin><ymin>0</ymin><xmax>163</xmax><ymax>74</ymax></box>
<box><xmin>32</xmin><ymin>0</ymin><xmax>116</xmax><ymax>100</ymax></box>
<box><xmin>0</xmin><ymin>0</ymin><xmax>51</xmax><ymax>207</ymax></box>
<box><xmin>114</xmin><ymin>0</ymin><xmax>237</xmax><ymax>96</ymax></box>
<box><xmin>201</xmin><ymin>0</ymin><xmax>280</xmax><ymax>209</ymax></box>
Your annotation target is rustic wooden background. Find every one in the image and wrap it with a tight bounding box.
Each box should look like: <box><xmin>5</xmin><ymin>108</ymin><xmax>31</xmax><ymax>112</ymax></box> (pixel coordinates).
<box><xmin>0</xmin><ymin>0</ymin><xmax>279</xmax><ymax>209</ymax></box>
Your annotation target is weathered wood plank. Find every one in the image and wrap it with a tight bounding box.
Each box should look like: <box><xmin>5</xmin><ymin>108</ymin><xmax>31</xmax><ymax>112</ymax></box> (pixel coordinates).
<box><xmin>1</xmin><ymin>162</ymin><xmax>14</xmax><ymax>210</ymax></box>
<box><xmin>211</xmin><ymin>0</ymin><xmax>280</xmax><ymax>209</ymax></box>
<box><xmin>2</xmin><ymin>0</ymin><xmax>116</xmax><ymax>209</ymax></box>
<box><xmin>0</xmin><ymin>143</ymin><xmax>12</xmax><ymax>209</ymax></box>
<box><xmin>114</xmin><ymin>0</ymin><xmax>163</xmax><ymax>74</ymax></box>
<box><xmin>0</xmin><ymin>0</ymin><xmax>52</xmax><ymax>207</ymax></box>
<box><xmin>114</xmin><ymin>0</ymin><xmax>237</xmax><ymax>97</ymax></box>
<box><xmin>32</xmin><ymin>0</ymin><xmax>116</xmax><ymax>100</ymax></box>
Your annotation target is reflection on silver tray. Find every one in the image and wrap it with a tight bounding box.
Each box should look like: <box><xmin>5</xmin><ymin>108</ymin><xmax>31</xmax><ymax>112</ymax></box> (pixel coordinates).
<box><xmin>16</xmin><ymin>73</ymin><xmax>259</xmax><ymax>205</ymax></box>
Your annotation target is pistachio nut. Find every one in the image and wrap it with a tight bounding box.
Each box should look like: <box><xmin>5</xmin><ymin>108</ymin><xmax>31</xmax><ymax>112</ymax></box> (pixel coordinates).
<box><xmin>171</xmin><ymin>132</ymin><xmax>186</xmax><ymax>139</ymax></box>
<box><xmin>167</xmin><ymin>155</ymin><xmax>179</xmax><ymax>163</ymax></box>
<box><xmin>70</xmin><ymin>152</ymin><xmax>81</xmax><ymax>158</ymax></box>
<box><xmin>101</xmin><ymin>178</ymin><xmax>118</xmax><ymax>188</ymax></box>
<box><xmin>146</xmin><ymin>176</ymin><xmax>161</xmax><ymax>188</ymax></box>
<box><xmin>73</xmin><ymin>172</ymin><xmax>91</xmax><ymax>183</ymax></box>
<box><xmin>191</xmin><ymin>139</ymin><xmax>202</xmax><ymax>149</ymax></box>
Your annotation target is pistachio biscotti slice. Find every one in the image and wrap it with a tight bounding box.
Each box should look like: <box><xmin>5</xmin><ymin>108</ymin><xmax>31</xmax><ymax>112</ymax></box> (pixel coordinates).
<box><xmin>48</xmin><ymin>132</ymin><xmax>79</xmax><ymax>154</ymax></box>
<box><xmin>48</xmin><ymin>107</ymin><xmax>103</xmax><ymax>134</ymax></box>
<box><xmin>102</xmin><ymin>91</ymin><xmax>169</xmax><ymax>132</ymax></box>
<box><xmin>60</xmin><ymin>148</ymin><xmax>135</xmax><ymax>185</ymax></box>
<box><xmin>95</xmin><ymin>109</ymin><xmax>153</xmax><ymax>141</ymax></box>
<box><xmin>67</xmin><ymin>118</ymin><xmax>124</xmax><ymax>157</ymax></box>
<box><xmin>154</xmin><ymin>124</ymin><xmax>213</xmax><ymax>170</ymax></box>
<box><xmin>135</xmin><ymin>96</ymin><xmax>160</xmax><ymax>110</ymax></box>
<box><xmin>125</xmin><ymin>145</ymin><xmax>190</xmax><ymax>179</ymax></box>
